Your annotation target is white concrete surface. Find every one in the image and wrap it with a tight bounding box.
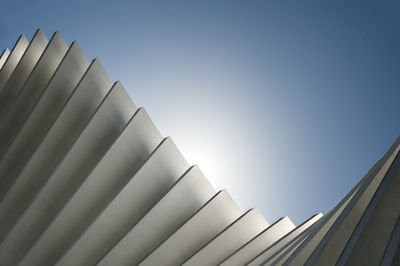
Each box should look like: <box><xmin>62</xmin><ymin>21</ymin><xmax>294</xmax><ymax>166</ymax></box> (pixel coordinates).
<box><xmin>0</xmin><ymin>29</ymin><xmax>48</xmax><ymax>120</ymax></box>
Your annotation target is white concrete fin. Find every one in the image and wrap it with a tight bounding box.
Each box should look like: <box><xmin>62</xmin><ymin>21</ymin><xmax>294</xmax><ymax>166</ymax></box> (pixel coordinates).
<box><xmin>0</xmin><ymin>48</ymin><xmax>10</xmax><ymax>71</ymax></box>
<box><xmin>298</xmin><ymin>140</ymin><xmax>400</xmax><ymax>266</ymax></box>
<box><xmin>247</xmin><ymin>213</ymin><xmax>323</xmax><ymax>266</ymax></box>
<box><xmin>0</xmin><ymin>42</ymin><xmax>90</xmax><ymax>208</ymax></box>
<box><xmin>0</xmin><ymin>33</ymin><xmax>68</xmax><ymax>240</ymax></box>
<box><xmin>98</xmin><ymin>165</ymin><xmax>216</xmax><ymax>266</ymax></box>
<box><xmin>221</xmin><ymin>216</ymin><xmax>296</xmax><ymax>266</ymax></box>
<box><xmin>335</xmin><ymin>145</ymin><xmax>400</xmax><ymax>265</ymax></box>
<box><xmin>0</xmin><ymin>29</ymin><xmax>48</xmax><ymax>120</ymax></box>
<box><xmin>0</xmin><ymin>41</ymin><xmax>89</xmax><ymax>160</ymax></box>
<box><xmin>183</xmin><ymin>208</ymin><xmax>269</xmax><ymax>266</ymax></box>
<box><xmin>282</xmin><ymin>142</ymin><xmax>397</xmax><ymax>266</ymax></box>
<box><xmin>17</xmin><ymin>81</ymin><xmax>134</xmax><ymax>266</ymax></box>
<box><xmin>282</xmin><ymin>181</ymin><xmax>364</xmax><ymax>265</ymax></box>
<box><xmin>139</xmin><ymin>190</ymin><xmax>242</xmax><ymax>266</ymax></box>
<box><xmin>0</xmin><ymin>58</ymin><xmax>112</xmax><ymax>266</ymax></box>
<box><xmin>51</xmin><ymin>107</ymin><xmax>162</xmax><ymax>266</ymax></box>
<box><xmin>55</xmin><ymin>137</ymin><xmax>189</xmax><ymax>266</ymax></box>
<box><xmin>31</xmin><ymin>106</ymin><xmax>162</xmax><ymax>264</ymax></box>
<box><xmin>0</xmin><ymin>35</ymin><xmax>29</xmax><ymax>91</ymax></box>
<box><xmin>0</xmin><ymin>31</ymin><xmax>68</xmax><ymax>163</ymax></box>
<box><xmin>261</xmin><ymin>218</ymin><xmax>321</xmax><ymax>265</ymax></box>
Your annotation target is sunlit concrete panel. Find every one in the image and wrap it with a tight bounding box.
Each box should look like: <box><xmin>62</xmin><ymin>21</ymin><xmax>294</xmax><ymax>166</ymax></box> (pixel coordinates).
<box><xmin>0</xmin><ymin>29</ymin><xmax>48</xmax><ymax>120</ymax></box>
<box><xmin>53</xmin><ymin>137</ymin><xmax>189</xmax><ymax>266</ymax></box>
<box><xmin>0</xmin><ymin>59</ymin><xmax>112</xmax><ymax>266</ymax></box>
<box><xmin>183</xmin><ymin>208</ymin><xmax>268</xmax><ymax>266</ymax></box>
<box><xmin>247</xmin><ymin>213</ymin><xmax>322</xmax><ymax>266</ymax></box>
<box><xmin>0</xmin><ymin>48</ymin><xmax>10</xmax><ymax>70</ymax></box>
<box><xmin>139</xmin><ymin>190</ymin><xmax>242</xmax><ymax>266</ymax></box>
<box><xmin>261</xmin><ymin>220</ymin><xmax>320</xmax><ymax>265</ymax></box>
<box><xmin>283</xmin><ymin>147</ymin><xmax>392</xmax><ymax>266</ymax></box>
<box><xmin>0</xmin><ymin>32</ymin><xmax>67</xmax><ymax>159</ymax></box>
<box><xmin>29</xmin><ymin>107</ymin><xmax>162</xmax><ymax>264</ymax></box>
<box><xmin>17</xmin><ymin>82</ymin><xmax>134</xmax><ymax>266</ymax></box>
<box><xmin>282</xmin><ymin>184</ymin><xmax>361</xmax><ymax>265</ymax></box>
<box><xmin>295</xmin><ymin>139</ymin><xmax>400</xmax><ymax>266</ymax></box>
<box><xmin>98</xmin><ymin>165</ymin><xmax>215</xmax><ymax>266</ymax></box>
<box><xmin>336</xmin><ymin>149</ymin><xmax>400</xmax><ymax>265</ymax></box>
<box><xmin>0</xmin><ymin>35</ymin><xmax>28</xmax><ymax>91</ymax></box>
<box><xmin>282</xmin><ymin>144</ymin><xmax>396</xmax><ymax>266</ymax></box>
<box><xmin>266</xmin><ymin>237</ymin><xmax>309</xmax><ymax>265</ymax></box>
<box><xmin>256</xmin><ymin>216</ymin><xmax>324</xmax><ymax>266</ymax></box>
<box><xmin>221</xmin><ymin>216</ymin><xmax>295</xmax><ymax>266</ymax></box>
<box><xmin>0</xmin><ymin>42</ymin><xmax>89</xmax><ymax>206</ymax></box>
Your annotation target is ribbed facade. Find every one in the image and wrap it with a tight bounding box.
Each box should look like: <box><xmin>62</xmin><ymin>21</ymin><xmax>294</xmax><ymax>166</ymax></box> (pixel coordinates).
<box><xmin>0</xmin><ymin>29</ymin><xmax>398</xmax><ymax>265</ymax></box>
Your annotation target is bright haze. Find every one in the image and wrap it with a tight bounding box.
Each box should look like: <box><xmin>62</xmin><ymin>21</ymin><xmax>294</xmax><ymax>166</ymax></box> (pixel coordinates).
<box><xmin>0</xmin><ymin>1</ymin><xmax>399</xmax><ymax>225</ymax></box>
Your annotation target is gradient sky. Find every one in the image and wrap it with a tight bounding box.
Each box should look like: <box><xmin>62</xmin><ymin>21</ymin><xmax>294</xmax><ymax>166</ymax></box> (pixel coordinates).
<box><xmin>1</xmin><ymin>0</ymin><xmax>399</xmax><ymax>225</ymax></box>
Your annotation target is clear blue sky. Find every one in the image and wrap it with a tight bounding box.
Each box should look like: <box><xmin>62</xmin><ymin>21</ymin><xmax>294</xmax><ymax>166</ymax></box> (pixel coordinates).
<box><xmin>1</xmin><ymin>1</ymin><xmax>399</xmax><ymax>225</ymax></box>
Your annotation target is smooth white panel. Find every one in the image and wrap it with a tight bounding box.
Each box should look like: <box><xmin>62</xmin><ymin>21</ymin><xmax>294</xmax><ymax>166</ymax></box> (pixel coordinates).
<box><xmin>184</xmin><ymin>208</ymin><xmax>268</xmax><ymax>266</ymax></box>
<box><xmin>221</xmin><ymin>217</ymin><xmax>295</xmax><ymax>266</ymax></box>
<box><xmin>139</xmin><ymin>190</ymin><xmax>242</xmax><ymax>266</ymax></box>
<box><xmin>0</xmin><ymin>35</ymin><xmax>28</xmax><ymax>91</ymax></box>
<box><xmin>33</xmin><ymin>107</ymin><xmax>161</xmax><ymax>266</ymax></box>
<box><xmin>19</xmin><ymin>81</ymin><xmax>135</xmax><ymax>266</ymax></box>
<box><xmin>0</xmin><ymin>48</ymin><xmax>10</xmax><ymax>71</ymax></box>
<box><xmin>98</xmin><ymin>165</ymin><xmax>216</xmax><ymax>266</ymax></box>
<box><xmin>55</xmin><ymin>137</ymin><xmax>189</xmax><ymax>266</ymax></box>
<box><xmin>281</xmin><ymin>157</ymin><xmax>382</xmax><ymax>265</ymax></box>
<box><xmin>283</xmin><ymin>185</ymin><xmax>361</xmax><ymax>266</ymax></box>
<box><xmin>247</xmin><ymin>213</ymin><xmax>322</xmax><ymax>266</ymax></box>
<box><xmin>0</xmin><ymin>42</ymin><xmax>89</xmax><ymax>209</ymax></box>
<box><xmin>261</xmin><ymin>222</ymin><xmax>318</xmax><ymax>265</ymax></box>
<box><xmin>334</xmin><ymin>144</ymin><xmax>400</xmax><ymax>265</ymax></box>
<box><xmin>0</xmin><ymin>59</ymin><xmax>111</xmax><ymax>266</ymax></box>
<box><xmin>0</xmin><ymin>32</ymin><xmax>67</xmax><ymax>159</ymax></box>
<box><xmin>50</xmin><ymin>108</ymin><xmax>162</xmax><ymax>266</ymax></box>
<box><xmin>0</xmin><ymin>29</ymin><xmax>48</xmax><ymax>120</ymax></box>
<box><xmin>287</xmin><ymin>139</ymin><xmax>400</xmax><ymax>266</ymax></box>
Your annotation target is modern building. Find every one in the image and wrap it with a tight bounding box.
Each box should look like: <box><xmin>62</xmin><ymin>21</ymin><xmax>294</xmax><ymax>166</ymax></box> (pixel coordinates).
<box><xmin>0</xmin><ymin>29</ymin><xmax>398</xmax><ymax>265</ymax></box>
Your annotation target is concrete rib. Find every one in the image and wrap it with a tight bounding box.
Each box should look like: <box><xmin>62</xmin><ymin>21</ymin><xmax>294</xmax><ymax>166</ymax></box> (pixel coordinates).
<box><xmin>282</xmin><ymin>139</ymin><xmax>399</xmax><ymax>266</ymax></box>
<box><xmin>0</xmin><ymin>35</ymin><xmax>28</xmax><ymax>91</ymax></box>
<box><xmin>0</xmin><ymin>31</ymin><xmax>67</xmax><ymax>159</ymax></box>
<box><xmin>246</xmin><ymin>213</ymin><xmax>322</xmax><ymax>266</ymax></box>
<box><xmin>139</xmin><ymin>190</ymin><xmax>242</xmax><ymax>266</ymax></box>
<box><xmin>0</xmin><ymin>49</ymin><xmax>10</xmax><ymax>71</ymax></box>
<box><xmin>300</xmin><ymin>139</ymin><xmax>400</xmax><ymax>265</ymax></box>
<box><xmin>0</xmin><ymin>42</ymin><xmax>89</xmax><ymax>205</ymax></box>
<box><xmin>98</xmin><ymin>165</ymin><xmax>215</xmax><ymax>266</ymax></box>
<box><xmin>0</xmin><ymin>29</ymin><xmax>48</xmax><ymax>121</ymax></box>
<box><xmin>221</xmin><ymin>217</ymin><xmax>295</xmax><ymax>266</ymax></box>
<box><xmin>261</xmin><ymin>219</ymin><xmax>321</xmax><ymax>265</ymax></box>
<box><xmin>184</xmin><ymin>208</ymin><xmax>268</xmax><ymax>266</ymax></box>
<box><xmin>47</xmin><ymin>108</ymin><xmax>161</xmax><ymax>266</ymax></box>
<box><xmin>0</xmin><ymin>58</ymin><xmax>111</xmax><ymax>266</ymax></box>
<box><xmin>338</xmin><ymin>149</ymin><xmax>400</xmax><ymax>265</ymax></box>
<box><xmin>18</xmin><ymin>81</ymin><xmax>134</xmax><ymax>266</ymax></box>
<box><xmin>55</xmin><ymin>137</ymin><xmax>189</xmax><ymax>266</ymax></box>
